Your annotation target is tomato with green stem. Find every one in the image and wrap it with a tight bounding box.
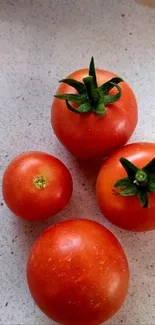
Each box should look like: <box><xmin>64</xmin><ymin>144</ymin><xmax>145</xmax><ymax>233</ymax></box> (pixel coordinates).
<box><xmin>96</xmin><ymin>142</ymin><xmax>155</xmax><ymax>231</ymax></box>
<box><xmin>51</xmin><ymin>57</ymin><xmax>138</xmax><ymax>159</ymax></box>
<box><xmin>27</xmin><ymin>219</ymin><xmax>129</xmax><ymax>325</ymax></box>
<box><xmin>2</xmin><ymin>152</ymin><xmax>73</xmax><ymax>221</ymax></box>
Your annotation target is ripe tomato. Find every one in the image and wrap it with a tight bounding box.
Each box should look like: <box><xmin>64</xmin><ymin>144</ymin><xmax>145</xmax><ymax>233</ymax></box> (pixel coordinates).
<box><xmin>2</xmin><ymin>152</ymin><xmax>73</xmax><ymax>221</ymax></box>
<box><xmin>96</xmin><ymin>142</ymin><xmax>155</xmax><ymax>231</ymax></box>
<box><xmin>27</xmin><ymin>219</ymin><xmax>129</xmax><ymax>325</ymax></box>
<box><xmin>51</xmin><ymin>58</ymin><xmax>138</xmax><ymax>159</ymax></box>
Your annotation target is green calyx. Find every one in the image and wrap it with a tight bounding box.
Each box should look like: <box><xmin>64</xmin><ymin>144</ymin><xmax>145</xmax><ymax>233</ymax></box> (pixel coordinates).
<box><xmin>114</xmin><ymin>157</ymin><xmax>155</xmax><ymax>208</ymax></box>
<box><xmin>54</xmin><ymin>57</ymin><xmax>123</xmax><ymax>116</ymax></box>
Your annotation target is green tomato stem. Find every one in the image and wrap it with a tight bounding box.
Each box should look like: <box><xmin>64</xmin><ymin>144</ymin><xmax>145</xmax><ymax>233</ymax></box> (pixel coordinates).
<box><xmin>33</xmin><ymin>175</ymin><xmax>46</xmax><ymax>189</ymax></box>
<box><xmin>135</xmin><ymin>170</ymin><xmax>148</xmax><ymax>185</ymax></box>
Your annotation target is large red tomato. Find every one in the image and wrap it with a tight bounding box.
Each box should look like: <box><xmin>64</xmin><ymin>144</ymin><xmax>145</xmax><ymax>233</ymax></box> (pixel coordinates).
<box><xmin>2</xmin><ymin>152</ymin><xmax>73</xmax><ymax>221</ymax></box>
<box><xmin>27</xmin><ymin>219</ymin><xmax>129</xmax><ymax>325</ymax></box>
<box><xmin>96</xmin><ymin>142</ymin><xmax>155</xmax><ymax>231</ymax></box>
<box><xmin>51</xmin><ymin>58</ymin><xmax>138</xmax><ymax>159</ymax></box>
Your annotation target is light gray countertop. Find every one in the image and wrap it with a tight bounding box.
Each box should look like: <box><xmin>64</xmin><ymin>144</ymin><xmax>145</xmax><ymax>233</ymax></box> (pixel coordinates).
<box><xmin>0</xmin><ymin>0</ymin><xmax>155</xmax><ymax>324</ymax></box>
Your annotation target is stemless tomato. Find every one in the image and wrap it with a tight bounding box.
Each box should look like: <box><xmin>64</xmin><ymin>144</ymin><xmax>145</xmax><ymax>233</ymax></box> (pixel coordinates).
<box><xmin>27</xmin><ymin>219</ymin><xmax>129</xmax><ymax>325</ymax></box>
<box><xmin>96</xmin><ymin>142</ymin><xmax>155</xmax><ymax>231</ymax></box>
<box><xmin>2</xmin><ymin>152</ymin><xmax>73</xmax><ymax>221</ymax></box>
<box><xmin>51</xmin><ymin>58</ymin><xmax>138</xmax><ymax>159</ymax></box>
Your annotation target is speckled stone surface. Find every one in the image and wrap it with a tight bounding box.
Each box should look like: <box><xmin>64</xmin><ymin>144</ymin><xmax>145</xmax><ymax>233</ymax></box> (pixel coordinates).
<box><xmin>0</xmin><ymin>0</ymin><xmax>155</xmax><ymax>324</ymax></box>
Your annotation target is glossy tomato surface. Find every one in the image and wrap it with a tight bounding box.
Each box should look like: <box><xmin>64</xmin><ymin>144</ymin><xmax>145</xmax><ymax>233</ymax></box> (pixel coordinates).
<box><xmin>2</xmin><ymin>152</ymin><xmax>73</xmax><ymax>221</ymax></box>
<box><xmin>51</xmin><ymin>68</ymin><xmax>138</xmax><ymax>159</ymax></box>
<box><xmin>96</xmin><ymin>142</ymin><xmax>155</xmax><ymax>231</ymax></box>
<box><xmin>27</xmin><ymin>219</ymin><xmax>129</xmax><ymax>325</ymax></box>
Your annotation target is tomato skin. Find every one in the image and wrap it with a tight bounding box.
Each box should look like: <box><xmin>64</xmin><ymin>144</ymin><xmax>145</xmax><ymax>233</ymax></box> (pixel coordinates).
<box><xmin>2</xmin><ymin>152</ymin><xmax>73</xmax><ymax>221</ymax></box>
<box><xmin>96</xmin><ymin>142</ymin><xmax>155</xmax><ymax>232</ymax></box>
<box><xmin>27</xmin><ymin>219</ymin><xmax>129</xmax><ymax>325</ymax></box>
<box><xmin>51</xmin><ymin>68</ymin><xmax>138</xmax><ymax>159</ymax></box>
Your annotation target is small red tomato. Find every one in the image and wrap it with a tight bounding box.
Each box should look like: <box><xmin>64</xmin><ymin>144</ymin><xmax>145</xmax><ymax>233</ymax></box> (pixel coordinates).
<box><xmin>51</xmin><ymin>57</ymin><xmax>138</xmax><ymax>159</ymax></box>
<box><xmin>96</xmin><ymin>142</ymin><xmax>155</xmax><ymax>231</ymax></box>
<box><xmin>2</xmin><ymin>152</ymin><xmax>73</xmax><ymax>221</ymax></box>
<box><xmin>27</xmin><ymin>219</ymin><xmax>129</xmax><ymax>325</ymax></box>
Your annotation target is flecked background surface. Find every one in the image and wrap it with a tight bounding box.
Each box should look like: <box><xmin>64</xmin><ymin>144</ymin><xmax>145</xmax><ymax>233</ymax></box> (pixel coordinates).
<box><xmin>0</xmin><ymin>0</ymin><xmax>155</xmax><ymax>324</ymax></box>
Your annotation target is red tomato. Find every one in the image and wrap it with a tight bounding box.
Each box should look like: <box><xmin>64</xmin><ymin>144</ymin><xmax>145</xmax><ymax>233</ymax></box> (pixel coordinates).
<box><xmin>51</xmin><ymin>59</ymin><xmax>137</xmax><ymax>159</ymax></box>
<box><xmin>27</xmin><ymin>219</ymin><xmax>129</xmax><ymax>325</ymax></box>
<box><xmin>2</xmin><ymin>152</ymin><xmax>73</xmax><ymax>221</ymax></box>
<box><xmin>96</xmin><ymin>142</ymin><xmax>155</xmax><ymax>231</ymax></box>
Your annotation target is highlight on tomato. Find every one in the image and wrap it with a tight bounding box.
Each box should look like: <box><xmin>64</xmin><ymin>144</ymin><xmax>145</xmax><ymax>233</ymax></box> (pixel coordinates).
<box><xmin>27</xmin><ymin>219</ymin><xmax>129</xmax><ymax>325</ymax></box>
<box><xmin>96</xmin><ymin>142</ymin><xmax>155</xmax><ymax>231</ymax></box>
<box><xmin>51</xmin><ymin>57</ymin><xmax>138</xmax><ymax>159</ymax></box>
<box><xmin>2</xmin><ymin>151</ymin><xmax>73</xmax><ymax>221</ymax></box>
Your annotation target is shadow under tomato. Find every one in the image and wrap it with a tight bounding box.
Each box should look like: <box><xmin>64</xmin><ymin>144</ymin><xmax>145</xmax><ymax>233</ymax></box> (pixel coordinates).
<box><xmin>76</xmin><ymin>157</ymin><xmax>103</xmax><ymax>185</ymax></box>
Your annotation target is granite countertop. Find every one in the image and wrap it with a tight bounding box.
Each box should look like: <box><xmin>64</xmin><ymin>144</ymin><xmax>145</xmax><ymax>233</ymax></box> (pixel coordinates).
<box><xmin>0</xmin><ymin>0</ymin><xmax>155</xmax><ymax>324</ymax></box>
